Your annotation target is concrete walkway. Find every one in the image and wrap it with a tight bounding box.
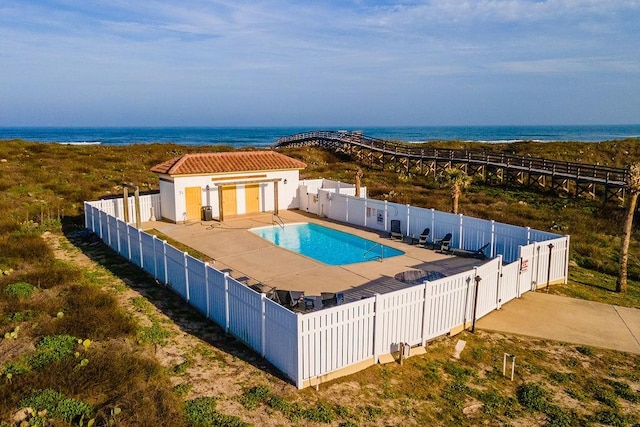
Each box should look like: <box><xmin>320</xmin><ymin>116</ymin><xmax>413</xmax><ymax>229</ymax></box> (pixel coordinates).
<box><xmin>477</xmin><ymin>292</ymin><xmax>640</xmax><ymax>354</ymax></box>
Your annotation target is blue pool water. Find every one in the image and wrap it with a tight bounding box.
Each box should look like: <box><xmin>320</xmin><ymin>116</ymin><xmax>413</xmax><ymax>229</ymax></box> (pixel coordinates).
<box><xmin>250</xmin><ymin>223</ymin><xmax>404</xmax><ymax>266</ymax></box>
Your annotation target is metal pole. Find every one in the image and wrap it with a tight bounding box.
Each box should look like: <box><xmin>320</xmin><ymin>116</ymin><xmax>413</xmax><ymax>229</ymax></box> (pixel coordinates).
<box><xmin>546</xmin><ymin>243</ymin><xmax>554</xmax><ymax>293</ymax></box>
<box><xmin>471</xmin><ymin>275</ymin><xmax>481</xmax><ymax>333</ymax></box>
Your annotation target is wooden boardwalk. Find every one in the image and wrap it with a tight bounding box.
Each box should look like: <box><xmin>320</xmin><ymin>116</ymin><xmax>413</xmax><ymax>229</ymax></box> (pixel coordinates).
<box><xmin>272</xmin><ymin>130</ymin><xmax>629</xmax><ymax>202</ymax></box>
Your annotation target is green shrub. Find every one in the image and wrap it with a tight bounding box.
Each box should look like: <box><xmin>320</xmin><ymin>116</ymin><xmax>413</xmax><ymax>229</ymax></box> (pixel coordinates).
<box><xmin>239</xmin><ymin>385</ymin><xmax>270</xmax><ymax>410</ymax></box>
<box><xmin>185</xmin><ymin>396</ymin><xmax>248</xmax><ymax>427</ymax></box>
<box><xmin>517</xmin><ymin>383</ymin><xmax>549</xmax><ymax>412</ymax></box>
<box><xmin>3</xmin><ymin>282</ymin><xmax>36</xmax><ymax>299</ymax></box>
<box><xmin>137</xmin><ymin>321</ymin><xmax>172</xmax><ymax>345</ymax></box>
<box><xmin>593</xmin><ymin>410</ymin><xmax>627</xmax><ymax>427</ymax></box>
<box><xmin>20</xmin><ymin>389</ymin><xmax>92</xmax><ymax>424</ymax></box>
<box><xmin>30</xmin><ymin>334</ymin><xmax>77</xmax><ymax>369</ymax></box>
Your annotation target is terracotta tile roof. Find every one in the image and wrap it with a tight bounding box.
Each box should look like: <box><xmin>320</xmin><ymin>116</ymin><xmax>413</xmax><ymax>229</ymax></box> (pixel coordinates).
<box><xmin>150</xmin><ymin>150</ymin><xmax>307</xmax><ymax>175</ymax></box>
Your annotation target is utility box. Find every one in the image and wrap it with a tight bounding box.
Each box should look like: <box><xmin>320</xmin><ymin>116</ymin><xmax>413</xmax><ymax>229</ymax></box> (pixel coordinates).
<box><xmin>201</xmin><ymin>206</ymin><xmax>213</xmax><ymax>221</ymax></box>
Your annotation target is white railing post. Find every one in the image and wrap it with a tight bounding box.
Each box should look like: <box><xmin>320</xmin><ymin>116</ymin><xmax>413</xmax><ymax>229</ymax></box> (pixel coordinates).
<box><xmin>163</xmin><ymin>241</ymin><xmax>169</xmax><ymax>286</ymax></box>
<box><xmin>126</xmin><ymin>225</ymin><xmax>132</xmax><ymax>261</ymax></box>
<box><xmin>115</xmin><ymin>221</ymin><xmax>121</xmax><ymax>254</ymax></box>
<box><xmin>184</xmin><ymin>252</ymin><xmax>190</xmax><ymax>302</ymax></box>
<box><xmin>224</xmin><ymin>272</ymin><xmax>230</xmax><ymax>333</ymax></box>
<box><xmin>138</xmin><ymin>229</ymin><xmax>144</xmax><ymax>269</ymax></box>
<box><xmin>384</xmin><ymin>201</ymin><xmax>388</xmax><ymax>232</ymax></box>
<box><xmin>496</xmin><ymin>255</ymin><xmax>504</xmax><ymax>309</ymax></box>
<box><xmin>430</xmin><ymin>208</ymin><xmax>435</xmax><ymax>238</ymax></box>
<box><xmin>421</xmin><ymin>281</ymin><xmax>430</xmax><ymax>345</ymax></box>
<box><xmin>204</xmin><ymin>263</ymin><xmax>210</xmax><ymax>318</ymax></box>
<box><xmin>373</xmin><ymin>293</ymin><xmax>382</xmax><ymax>363</ymax></box>
<box><xmin>459</xmin><ymin>214</ymin><xmax>464</xmax><ymax>249</ymax></box>
<box><xmin>296</xmin><ymin>313</ymin><xmax>304</xmax><ymax>389</ymax></box>
<box><xmin>490</xmin><ymin>220</ymin><xmax>496</xmax><ymax>258</ymax></box>
<box><xmin>345</xmin><ymin>195</ymin><xmax>349</xmax><ymax>223</ymax></box>
<box><xmin>564</xmin><ymin>235</ymin><xmax>570</xmax><ymax>284</ymax></box>
<box><xmin>151</xmin><ymin>235</ymin><xmax>158</xmax><ymax>280</ymax></box>
<box><xmin>364</xmin><ymin>199</ymin><xmax>368</xmax><ymax>227</ymax></box>
<box><xmin>526</xmin><ymin>226</ymin><xmax>531</xmax><ymax>245</ymax></box>
<box><xmin>261</xmin><ymin>293</ymin><xmax>267</xmax><ymax>358</ymax></box>
<box><xmin>406</xmin><ymin>204</ymin><xmax>411</xmax><ymax>236</ymax></box>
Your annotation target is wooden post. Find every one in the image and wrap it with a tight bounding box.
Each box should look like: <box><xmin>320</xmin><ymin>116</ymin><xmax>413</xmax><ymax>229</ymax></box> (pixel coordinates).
<box><xmin>218</xmin><ymin>185</ymin><xmax>225</xmax><ymax>222</ymax></box>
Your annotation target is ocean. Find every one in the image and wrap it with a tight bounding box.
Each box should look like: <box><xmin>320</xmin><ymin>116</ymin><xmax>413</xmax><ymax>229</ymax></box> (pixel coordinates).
<box><xmin>1</xmin><ymin>125</ymin><xmax>639</xmax><ymax>148</ymax></box>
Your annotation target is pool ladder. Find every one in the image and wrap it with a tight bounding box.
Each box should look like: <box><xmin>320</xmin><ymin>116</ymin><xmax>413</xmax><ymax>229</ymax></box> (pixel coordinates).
<box><xmin>272</xmin><ymin>213</ymin><xmax>285</xmax><ymax>229</ymax></box>
<box><xmin>363</xmin><ymin>243</ymin><xmax>384</xmax><ymax>262</ymax></box>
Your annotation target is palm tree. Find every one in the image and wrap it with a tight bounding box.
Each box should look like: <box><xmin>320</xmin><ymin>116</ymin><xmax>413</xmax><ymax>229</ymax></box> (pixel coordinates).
<box><xmin>441</xmin><ymin>168</ymin><xmax>472</xmax><ymax>214</ymax></box>
<box><xmin>617</xmin><ymin>163</ymin><xmax>640</xmax><ymax>293</ymax></box>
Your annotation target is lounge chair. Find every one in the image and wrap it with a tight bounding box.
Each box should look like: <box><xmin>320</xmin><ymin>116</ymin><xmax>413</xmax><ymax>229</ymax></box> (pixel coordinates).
<box><xmin>433</xmin><ymin>233</ymin><xmax>452</xmax><ymax>252</ymax></box>
<box><xmin>417</xmin><ymin>228</ymin><xmax>430</xmax><ymax>247</ymax></box>
<box><xmin>451</xmin><ymin>243</ymin><xmax>491</xmax><ymax>260</ymax></box>
<box><xmin>389</xmin><ymin>219</ymin><xmax>403</xmax><ymax>240</ymax></box>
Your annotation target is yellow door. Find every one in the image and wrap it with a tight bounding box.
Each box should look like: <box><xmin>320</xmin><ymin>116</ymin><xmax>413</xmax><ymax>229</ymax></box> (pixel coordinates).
<box><xmin>221</xmin><ymin>185</ymin><xmax>237</xmax><ymax>217</ymax></box>
<box><xmin>245</xmin><ymin>184</ymin><xmax>260</xmax><ymax>214</ymax></box>
<box><xmin>185</xmin><ymin>187</ymin><xmax>202</xmax><ymax>221</ymax></box>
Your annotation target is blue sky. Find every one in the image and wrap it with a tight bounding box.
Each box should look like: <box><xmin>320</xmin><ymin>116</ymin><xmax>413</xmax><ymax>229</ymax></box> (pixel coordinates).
<box><xmin>1</xmin><ymin>1</ymin><xmax>639</xmax><ymax>127</ymax></box>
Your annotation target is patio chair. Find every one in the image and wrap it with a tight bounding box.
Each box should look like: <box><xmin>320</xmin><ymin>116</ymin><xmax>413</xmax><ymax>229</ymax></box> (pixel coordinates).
<box><xmin>451</xmin><ymin>243</ymin><xmax>491</xmax><ymax>260</ymax></box>
<box><xmin>417</xmin><ymin>228</ymin><xmax>430</xmax><ymax>247</ymax></box>
<box><xmin>389</xmin><ymin>219</ymin><xmax>403</xmax><ymax>240</ymax></box>
<box><xmin>433</xmin><ymin>232</ymin><xmax>452</xmax><ymax>253</ymax></box>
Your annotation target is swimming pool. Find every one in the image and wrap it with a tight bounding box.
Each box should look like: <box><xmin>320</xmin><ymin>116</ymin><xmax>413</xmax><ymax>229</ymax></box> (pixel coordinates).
<box><xmin>250</xmin><ymin>222</ymin><xmax>405</xmax><ymax>266</ymax></box>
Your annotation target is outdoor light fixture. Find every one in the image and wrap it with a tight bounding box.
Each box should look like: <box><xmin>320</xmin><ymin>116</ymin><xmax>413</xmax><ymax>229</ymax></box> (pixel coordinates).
<box><xmin>283</xmin><ymin>179</ymin><xmax>288</xmax><ymax>184</ymax></box>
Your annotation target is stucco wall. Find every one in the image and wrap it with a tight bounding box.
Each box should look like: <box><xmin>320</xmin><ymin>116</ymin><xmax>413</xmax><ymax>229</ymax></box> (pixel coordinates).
<box><xmin>157</xmin><ymin>170</ymin><xmax>301</xmax><ymax>222</ymax></box>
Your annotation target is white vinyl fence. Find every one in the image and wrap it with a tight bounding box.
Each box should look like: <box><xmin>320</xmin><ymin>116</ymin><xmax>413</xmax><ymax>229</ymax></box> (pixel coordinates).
<box><xmin>85</xmin><ymin>190</ymin><xmax>568</xmax><ymax>389</ymax></box>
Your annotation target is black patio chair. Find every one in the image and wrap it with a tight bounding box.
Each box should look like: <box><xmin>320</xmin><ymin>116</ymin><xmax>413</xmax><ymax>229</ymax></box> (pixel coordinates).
<box><xmin>417</xmin><ymin>228</ymin><xmax>430</xmax><ymax>247</ymax></box>
<box><xmin>433</xmin><ymin>232</ymin><xmax>452</xmax><ymax>253</ymax></box>
<box><xmin>390</xmin><ymin>219</ymin><xmax>403</xmax><ymax>240</ymax></box>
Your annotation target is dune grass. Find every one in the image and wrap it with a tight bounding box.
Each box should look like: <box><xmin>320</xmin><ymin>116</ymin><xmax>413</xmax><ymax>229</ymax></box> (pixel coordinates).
<box><xmin>1</xmin><ymin>138</ymin><xmax>640</xmax><ymax>425</ymax></box>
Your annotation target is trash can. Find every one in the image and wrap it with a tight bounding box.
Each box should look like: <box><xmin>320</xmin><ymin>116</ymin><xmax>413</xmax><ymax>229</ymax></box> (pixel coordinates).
<box><xmin>201</xmin><ymin>206</ymin><xmax>213</xmax><ymax>221</ymax></box>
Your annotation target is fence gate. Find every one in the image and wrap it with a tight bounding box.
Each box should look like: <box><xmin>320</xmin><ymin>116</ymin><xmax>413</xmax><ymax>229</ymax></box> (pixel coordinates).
<box><xmin>518</xmin><ymin>244</ymin><xmax>536</xmax><ymax>295</ymax></box>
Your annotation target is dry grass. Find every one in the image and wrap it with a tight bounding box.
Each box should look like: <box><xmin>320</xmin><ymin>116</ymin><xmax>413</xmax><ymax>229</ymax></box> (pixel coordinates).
<box><xmin>1</xmin><ymin>138</ymin><xmax>640</xmax><ymax>426</ymax></box>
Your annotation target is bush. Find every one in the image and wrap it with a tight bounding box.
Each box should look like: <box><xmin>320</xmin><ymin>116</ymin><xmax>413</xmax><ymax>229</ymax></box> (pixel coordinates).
<box><xmin>3</xmin><ymin>282</ymin><xmax>36</xmax><ymax>299</ymax></box>
<box><xmin>20</xmin><ymin>389</ymin><xmax>92</xmax><ymax>424</ymax></box>
<box><xmin>517</xmin><ymin>383</ymin><xmax>549</xmax><ymax>412</ymax></box>
<box><xmin>185</xmin><ymin>396</ymin><xmax>248</xmax><ymax>427</ymax></box>
<box><xmin>30</xmin><ymin>335</ymin><xmax>77</xmax><ymax>369</ymax></box>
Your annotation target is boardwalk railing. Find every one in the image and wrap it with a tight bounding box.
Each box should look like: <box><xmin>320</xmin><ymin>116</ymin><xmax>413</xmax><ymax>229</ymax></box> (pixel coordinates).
<box><xmin>272</xmin><ymin>130</ymin><xmax>628</xmax><ymax>200</ymax></box>
<box><xmin>85</xmin><ymin>192</ymin><xmax>568</xmax><ymax>388</ymax></box>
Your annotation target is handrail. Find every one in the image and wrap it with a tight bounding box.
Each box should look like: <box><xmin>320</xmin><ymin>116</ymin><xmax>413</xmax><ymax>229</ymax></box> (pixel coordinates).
<box><xmin>363</xmin><ymin>243</ymin><xmax>384</xmax><ymax>262</ymax></box>
<box><xmin>272</xmin><ymin>213</ymin><xmax>285</xmax><ymax>229</ymax></box>
<box><xmin>271</xmin><ymin>130</ymin><xmax>629</xmax><ymax>186</ymax></box>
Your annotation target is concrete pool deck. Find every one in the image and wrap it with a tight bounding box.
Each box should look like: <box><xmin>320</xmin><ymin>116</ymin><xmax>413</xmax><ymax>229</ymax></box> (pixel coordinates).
<box><xmin>143</xmin><ymin>210</ymin><xmax>488</xmax><ymax>300</ymax></box>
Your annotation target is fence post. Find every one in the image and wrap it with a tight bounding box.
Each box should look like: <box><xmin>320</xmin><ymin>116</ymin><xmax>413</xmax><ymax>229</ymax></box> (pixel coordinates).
<box><xmin>345</xmin><ymin>195</ymin><xmax>349</xmax><ymax>223</ymax></box>
<box><xmin>496</xmin><ymin>255</ymin><xmax>504</xmax><ymax>309</ymax></box>
<box><xmin>151</xmin><ymin>235</ymin><xmax>158</xmax><ymax>279</ymax></box>
<box><xmin>406</xmin><ymin>204</ymin><xmax>411</xmax><ymax>236</ymax></box>
<box><xmin>430</xmin><ymin>208</ymin><xmax>435</xmax><ymax>239</ymax></box>
<box><xmin>261</xmin><ymin>293</ymin><xmax>267</xmax><ymax>358</ymax></box>
<box><xmin>296</xmin><ymin>313</ymin><xmax>304</xmax><ymax>389</ymax></box>
<box><xmin>364</xmin><ymin>199</ymin><xmax>368</xmax><ymax>227</ymax></box>
<box><xmin>126</xmin><ymin>224</ymin><xmax>132</xmax><ymax>261</ymax></box>
<box><xmin>204</xmin><ymin>263</ymin><xmax>210</xmax><ymax>318</ymax></box>
<box><xmin>224</xmin><ymin>273</ymin><xmax>230</xmax><ymax>333</ymax></box>
<box><xmin>490</xmin><ymin>220</ymin><xmax>495</xmax><ymax>259</ymax></box>
<box><xmin>459</xmin><ymin>214</ymin><xmax>464</xmax><ymax>249</ymax></box>
<box><xmin>564</xmin><ymin>235</ymin><xmax>570</xmax><ymax>284</ymax></box>
<box><xmin>184</xmin><ymin>252</ymin><xmax>190</xmax><ymax>302</ymax></box>
<box><xmin>138</xmin><ymin>229</ymin><xmax>144</xmax><ymax>270</ymax></box>
<box><xmin>471</xmin><ymin>273</ymin><xmax>482</xmax><ymax>333</ymax></box>
<box><xmin>163</xmin><ymin>241</ymin><xmax>169</xmax><ymax>286</ymax></box>
<box><xmin>384</xmin><ymin>201</ymin><xmax>388</xmax><ymax>232</ymax></box>
<box><xmin>421</xmin><ymin>281</ymin><xmax>430</xmax><ymax>345</ymax></box>
<box><xmin>526</xmin><ymin>226</ymin><xmax>531</xmax><ymax>245</ymax></box>
<box><xmin>373</xmin><ymin>293</ymin><xmax>382</xmax><ymax>363</ymax></box>
<box><xmin>115</xmin><ymin>220</ymin><xmax>121</xmax><ymax>254</ymax></box>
